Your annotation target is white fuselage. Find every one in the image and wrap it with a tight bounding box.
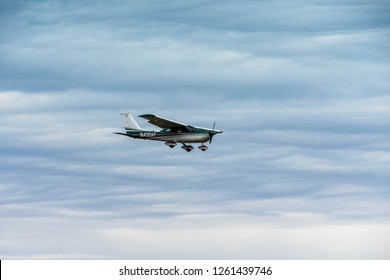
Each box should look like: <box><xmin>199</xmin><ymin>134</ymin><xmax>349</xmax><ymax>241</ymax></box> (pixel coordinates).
<box><xmin>126</xmin><ymin>130</ymin><xmax>212</xmax><ymax>143</ymax></box>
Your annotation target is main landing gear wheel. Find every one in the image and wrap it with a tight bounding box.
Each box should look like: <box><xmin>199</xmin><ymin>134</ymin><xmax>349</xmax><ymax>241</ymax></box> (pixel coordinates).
<box><xmin>165</xmin><ymin>141</ymin><xmax>177</xmax><ymax>148</ymax></box>
<box><xmin>181</xmin><ymin>145</ymin><xmax>194</xmax><ymax>152</ymax></box>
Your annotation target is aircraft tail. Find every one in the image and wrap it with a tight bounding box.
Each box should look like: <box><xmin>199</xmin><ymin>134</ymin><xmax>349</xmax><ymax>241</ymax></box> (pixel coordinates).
<box><xmin>120</xmin><ymin>112</ymin><xmax>141</xmax><ymax>130</ymax></box>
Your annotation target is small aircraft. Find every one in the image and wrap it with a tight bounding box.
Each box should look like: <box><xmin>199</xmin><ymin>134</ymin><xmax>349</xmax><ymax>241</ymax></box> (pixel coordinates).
<box><xmin>115</xmin><ymin>113</ymin><xmax>223</xmax><ymax>152</ymax></box>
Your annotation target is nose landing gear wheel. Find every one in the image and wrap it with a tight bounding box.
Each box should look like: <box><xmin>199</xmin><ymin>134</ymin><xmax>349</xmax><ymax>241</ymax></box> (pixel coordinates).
<box><xmin>198</xmin><ymin>144</ymin><xmax>208</xmax><ymax>151</ymax></box>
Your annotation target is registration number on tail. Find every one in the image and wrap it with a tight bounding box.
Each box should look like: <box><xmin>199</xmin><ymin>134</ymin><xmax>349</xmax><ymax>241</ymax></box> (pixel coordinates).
<box><xmin>140</xmin><ymin>132</ymin><xmax>156</xmax><ymax>138</ymax></box>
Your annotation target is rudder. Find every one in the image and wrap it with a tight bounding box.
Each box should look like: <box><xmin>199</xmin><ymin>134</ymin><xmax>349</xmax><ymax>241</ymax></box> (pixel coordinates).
<box><xmin>120</xmin><ymin>112</ymin><xmax>141</xmax><ymax>130</ymax></box>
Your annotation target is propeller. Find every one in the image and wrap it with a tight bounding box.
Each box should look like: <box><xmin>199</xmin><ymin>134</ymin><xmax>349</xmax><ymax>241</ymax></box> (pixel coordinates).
<box><xmin>209</xmin><ymin>121</ymin><xmax>217</xmax><ymax>144</ymax></box>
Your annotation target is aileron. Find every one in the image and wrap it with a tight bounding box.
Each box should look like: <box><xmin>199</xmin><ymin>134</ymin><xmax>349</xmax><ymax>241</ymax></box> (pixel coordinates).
<box><xmin>138</xmin><ymin>114</ymin><xmax>187</xmax><ymax>130</ymax></box>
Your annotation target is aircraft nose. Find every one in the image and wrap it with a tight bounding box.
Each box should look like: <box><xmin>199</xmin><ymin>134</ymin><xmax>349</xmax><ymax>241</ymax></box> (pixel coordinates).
<box><xmin>210</xmin><ymin>130</ymin><xmax>223</xmax><ymax>135</ymax></box>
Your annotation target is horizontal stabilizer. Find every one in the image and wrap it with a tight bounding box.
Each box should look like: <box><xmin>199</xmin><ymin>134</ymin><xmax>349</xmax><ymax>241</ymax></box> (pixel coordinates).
<box><xmin>113</xmin><ymin>132</ymin><xmax>130</xmax><ymax>137</ymax></box>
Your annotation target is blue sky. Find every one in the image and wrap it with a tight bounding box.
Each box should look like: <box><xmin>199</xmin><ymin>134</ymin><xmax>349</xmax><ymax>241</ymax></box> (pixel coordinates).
<box><xmin>1</xmin><ymin>0</ymin><xmax>389</xmax><ymax>259</ymax></box>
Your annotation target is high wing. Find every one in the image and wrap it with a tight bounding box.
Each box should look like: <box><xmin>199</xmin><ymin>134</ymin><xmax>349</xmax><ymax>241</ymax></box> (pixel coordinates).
<box><xmin>138</xmin><ymin>114</ymin><xmax>189</xmax><ymax>130</ymax></box>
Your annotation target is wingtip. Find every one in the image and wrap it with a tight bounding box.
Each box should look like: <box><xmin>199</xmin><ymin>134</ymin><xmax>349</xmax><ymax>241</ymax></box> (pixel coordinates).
<box><xmin>138</xmin><ymin>114</ymin><xmax>156</xmax><ymax>118</ymax></box>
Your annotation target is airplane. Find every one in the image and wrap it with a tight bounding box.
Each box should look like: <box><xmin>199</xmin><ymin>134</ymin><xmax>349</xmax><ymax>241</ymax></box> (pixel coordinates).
<box><xmin>115</xmin><ymin>113</ymin><xmax>223</xmax><ymax>152</ymax></box>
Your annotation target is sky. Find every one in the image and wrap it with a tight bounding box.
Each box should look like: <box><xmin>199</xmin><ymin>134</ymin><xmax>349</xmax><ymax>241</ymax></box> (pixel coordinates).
<box><xmin>1</xmin><ymin>0</ymin><xmax>390</xmax><ymax>259</ymax></box>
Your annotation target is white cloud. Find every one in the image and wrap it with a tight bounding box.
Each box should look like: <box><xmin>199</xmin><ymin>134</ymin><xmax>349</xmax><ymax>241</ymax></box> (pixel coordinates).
<box><xmin>1</xmin><ymin>0</ymin><xmax>389</xmax><ymax>259</ymax></box>
<box><xmin>1</xmin><ymin>214</ymin><xmax>389</xmax><ymax>259</ymax></box>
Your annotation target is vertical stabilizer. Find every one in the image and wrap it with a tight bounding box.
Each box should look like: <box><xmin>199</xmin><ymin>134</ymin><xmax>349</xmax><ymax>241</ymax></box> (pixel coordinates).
<box><xmin>120</xmin><ymin>113</ymin><xmax>141</xmax><ymax>130</ymax></box>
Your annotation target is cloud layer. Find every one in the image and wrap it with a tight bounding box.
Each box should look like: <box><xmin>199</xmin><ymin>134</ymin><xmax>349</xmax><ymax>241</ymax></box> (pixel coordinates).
<box><xmin>1</xmin><ymin>0</ymin><xmax>389</xmax><ymax>259</ymax></box>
